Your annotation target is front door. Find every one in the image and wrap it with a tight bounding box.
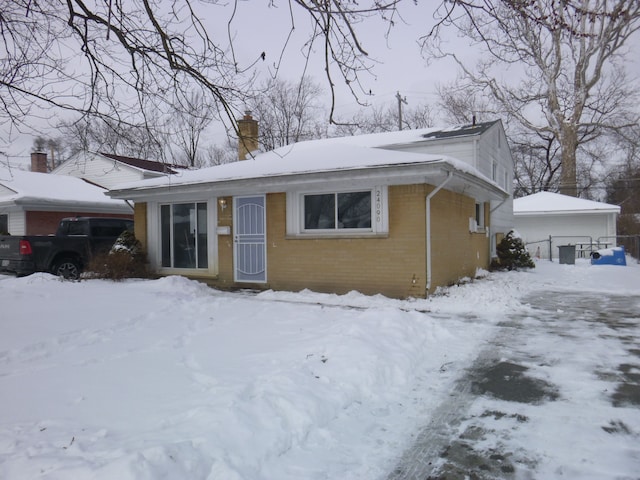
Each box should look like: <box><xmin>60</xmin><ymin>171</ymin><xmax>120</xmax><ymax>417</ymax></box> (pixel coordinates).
<box><xmin>234</xmin><ymin>195</ymin><xmax>267</xmax><ymax>283</ymax></box>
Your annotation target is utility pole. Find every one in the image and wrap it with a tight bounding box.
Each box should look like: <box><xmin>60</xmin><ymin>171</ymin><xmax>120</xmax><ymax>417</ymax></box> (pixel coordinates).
<box><xmin>396</xmin><ymin>91</ymin><xmax>407</xmax><ymax>131</ymax></box>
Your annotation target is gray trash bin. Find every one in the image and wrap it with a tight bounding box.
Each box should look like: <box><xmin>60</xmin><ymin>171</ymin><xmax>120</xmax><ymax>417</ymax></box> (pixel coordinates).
<box><xmin>558</xmin><ymin>245</ymin><xmax>576</xmax><ymax>265</ymax></box>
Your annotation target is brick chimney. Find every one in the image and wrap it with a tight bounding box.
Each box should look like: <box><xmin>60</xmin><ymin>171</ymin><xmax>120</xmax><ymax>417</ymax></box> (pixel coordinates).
<box><xmin>31</xmin><ymin>152</ymin><xmax>48</xmax><ymax>173</ymax></box>
<box><xmin>237</xmin><ymin>111</ymin><xmax>259</xmax><ymax>160</ymax></box>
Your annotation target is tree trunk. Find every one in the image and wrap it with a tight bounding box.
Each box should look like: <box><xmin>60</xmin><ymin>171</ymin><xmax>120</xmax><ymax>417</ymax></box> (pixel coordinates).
<box><xmin>559</xmin><ymin>126</ymin><xmax>578</xmax><ymax>197</ymax></box>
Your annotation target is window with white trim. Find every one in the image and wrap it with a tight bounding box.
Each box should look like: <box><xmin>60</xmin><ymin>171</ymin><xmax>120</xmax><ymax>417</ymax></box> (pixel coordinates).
<box><xmin>0</xmin><ymin>214</ymin><xmax>7</xmax><ymax>234</ymax></box>
<box><xmin>304</xmin><ymin>191</ymin><xmax>372</xmax><ymax>230</ymax></box>
<box><xmin>160</xmin><ymin>202</ymin><xmax>208</xmax><ymax>268</ymax></box>
<box><xmin>287</xmin><ymin>186</ymin><xmax>388</xmax><ymax>236</ymax></box>
<box><xmin>475</xmin><ymin>202</ymin><xmax>485</xmax><ymax>230</ymax></box>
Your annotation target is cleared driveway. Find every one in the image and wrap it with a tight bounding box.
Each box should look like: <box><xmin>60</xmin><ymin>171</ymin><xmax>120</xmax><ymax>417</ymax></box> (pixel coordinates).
<box><xmin>389</xmin><ymin>289</ymin><xmax>640</xmax><ymax>479</ymax></box>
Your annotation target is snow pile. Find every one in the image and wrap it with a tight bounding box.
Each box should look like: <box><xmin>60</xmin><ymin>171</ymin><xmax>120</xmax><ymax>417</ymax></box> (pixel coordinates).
<box><xmin>1</xmin><ymin>258</ymin><xmax>639</xmax><ymax>479</ymax></box>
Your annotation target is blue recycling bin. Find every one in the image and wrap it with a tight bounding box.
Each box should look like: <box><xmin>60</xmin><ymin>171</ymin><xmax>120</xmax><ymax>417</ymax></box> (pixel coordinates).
<box><xmin>590</xmin><ymin>246</ymin><xmax>627</xmax><ymax>266</ymax></box>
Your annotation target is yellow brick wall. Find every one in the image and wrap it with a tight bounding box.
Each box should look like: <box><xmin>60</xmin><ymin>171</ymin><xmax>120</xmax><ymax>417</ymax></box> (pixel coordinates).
<box><xmin>216</xmin><ymin>196</ymin><xmax>235</xmax><ymax>287</ymax></box>
<box><xmin>429</xmin><ymin>191</ymin><xmax>490</xmax><ymax>291</ymax></box>
<box><xmin>133</xmin><ymin>203</ymin><xmax>148</xmax><ymax>252</ymax></box>
<box><xmin>206</xmin><ymin>186</ymin><xmax>490</xmax><ymax>298</ymax></box>
<box><xmin>263</xmin><ymin>186</ymin><xmax>429</xmax><ymax>298</ymax></box>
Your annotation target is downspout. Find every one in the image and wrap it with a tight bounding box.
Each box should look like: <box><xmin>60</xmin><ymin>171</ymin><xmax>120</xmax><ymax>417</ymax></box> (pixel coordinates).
<box><xmin>425</xmin><ymin>170</ymin><xmax>453</xmax><ymax>294</ymax></box>
<box><xmin>489</xmin><ymin>196</ymin><xmax>510</xmax><ymax>259</ymax></box>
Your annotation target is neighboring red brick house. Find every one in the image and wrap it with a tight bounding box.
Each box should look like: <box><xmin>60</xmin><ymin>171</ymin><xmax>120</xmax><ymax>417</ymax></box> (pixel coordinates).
<box><xmin>1</xmin><ymin>151</ymin><xmax>185</xmax><ymax>236</ymax></box>
<box><xmin>0</xmin><ymin>153</ymin><xmax>132</xmax><ymax>235</ymax></box>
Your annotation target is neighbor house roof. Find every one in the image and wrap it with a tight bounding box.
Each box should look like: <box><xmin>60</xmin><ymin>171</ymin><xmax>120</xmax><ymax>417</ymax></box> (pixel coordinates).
<box><xmin>514</xmin><ymin>191</ymin><xmax>621</xmax><ymax>216</ymax></box>
<box><xmin>0</xmin><ymin>167</ymin><xmax>132</xmax><ymax>212</ymax></box>
<box><xmin>108</xmin><ymin>137</ymin><xmax>508</xmax><ymax>203</ymax></box>
<box><xmin>98</xmin><ymin>153</ymin><xmax>185</xmax><ymax>174</ymax></box>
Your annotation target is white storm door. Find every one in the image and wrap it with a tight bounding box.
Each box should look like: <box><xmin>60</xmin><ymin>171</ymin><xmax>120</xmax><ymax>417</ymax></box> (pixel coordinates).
<box><xmin>234</xmin><ymin>195</ymin><xmax>267</xmax><ymax>283</ymax></box>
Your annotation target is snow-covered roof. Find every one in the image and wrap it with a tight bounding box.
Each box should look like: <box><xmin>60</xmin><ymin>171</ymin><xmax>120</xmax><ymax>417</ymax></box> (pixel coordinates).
<box><xmin>108</xmin><ymin>127</ymin><xmax>507</xmax><ymax>201</ymax></box>
<box><xmin>0</xmin><ymin>167</ymin><xmax>132</xmax><ymax>212</ymax></box>
<box><xmin>514</xmin><ymin>191</ymin><xmax>620</xmax><ymax>215</ymax></box>
<box><xmin>259</xmin><ymin>120</ymin><xmax>500</xmax><ymax>150</ymax></box>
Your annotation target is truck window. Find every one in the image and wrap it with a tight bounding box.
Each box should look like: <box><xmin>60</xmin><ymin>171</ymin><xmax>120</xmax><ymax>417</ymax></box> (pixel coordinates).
<box><xmin>66</xmin><ymin>222</ymin><xmax>89</xmax><ymax>236</ymax></box>
<box><xmin>90</xmin><ymin>220</ymin><xmax>132</xmax><ymax>237</ymax></box>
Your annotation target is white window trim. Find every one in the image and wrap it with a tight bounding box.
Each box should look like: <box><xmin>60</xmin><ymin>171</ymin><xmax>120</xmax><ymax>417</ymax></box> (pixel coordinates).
<box><xmin>147</xmin><ymin>198</ymin><xmax>218</xmax><ymax>275</ymax></box>
<box><xmin>286</xmin><ymin>185</ymin><xmax>389</xmax><ymax>238</ymax></box>
<box><xmin>472</xmin><ymin>201</ymin><xmax>486</xmax><ymax>233</ymax></box>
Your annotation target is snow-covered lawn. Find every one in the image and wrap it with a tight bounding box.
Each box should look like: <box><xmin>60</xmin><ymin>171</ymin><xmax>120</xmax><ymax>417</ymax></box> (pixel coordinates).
<box><xmin>1</xmin><ymin>259</ymin><xmax>639</xmax><ymax>479</ymax></box>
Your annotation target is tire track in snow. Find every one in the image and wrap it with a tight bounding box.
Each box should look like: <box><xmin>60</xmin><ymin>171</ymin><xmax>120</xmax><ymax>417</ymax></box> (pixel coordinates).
<box><xmin>386</xmin><ymin>321</ymin><xmax>525</xmax><ymax>480</ymax></box>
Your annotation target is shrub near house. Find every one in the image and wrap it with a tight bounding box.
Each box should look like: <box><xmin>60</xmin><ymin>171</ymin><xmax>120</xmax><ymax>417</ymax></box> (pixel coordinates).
<box><xmin>493</xmin><ymin>231</ymin><xmax>535</xmax><ymax>271</ymax></box>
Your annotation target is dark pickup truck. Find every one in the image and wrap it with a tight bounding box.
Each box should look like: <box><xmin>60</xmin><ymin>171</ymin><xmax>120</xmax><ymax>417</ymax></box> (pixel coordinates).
<box><xmin>0</xmin><ymin>217</ymin><xmax>133</xmax><ymax>279</ymax></box>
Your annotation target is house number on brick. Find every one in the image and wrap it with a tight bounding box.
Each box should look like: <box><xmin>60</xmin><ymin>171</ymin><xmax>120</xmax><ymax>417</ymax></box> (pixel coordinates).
<box><xmin>375</xmin><ymin>188</ymin><xmax>382</xmax><ymax>224</ymax></box>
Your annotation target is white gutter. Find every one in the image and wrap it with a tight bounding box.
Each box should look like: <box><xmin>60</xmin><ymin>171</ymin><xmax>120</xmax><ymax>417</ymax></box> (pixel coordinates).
<box><xmin>425</xmin><ymin>170</ymin><xmax>453</xmax><ymax>294</ymax></box>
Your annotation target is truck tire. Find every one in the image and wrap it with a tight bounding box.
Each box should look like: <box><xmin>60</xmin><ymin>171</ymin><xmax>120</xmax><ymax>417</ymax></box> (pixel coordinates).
<box><xmin>52</xmin><ymin>257</ymin><xmax>81</xmax><ymax>280</ymax></box>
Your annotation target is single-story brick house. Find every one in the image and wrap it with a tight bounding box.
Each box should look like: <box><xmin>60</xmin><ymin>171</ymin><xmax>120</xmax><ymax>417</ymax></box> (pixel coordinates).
<box><xmin>108</xmin><ymin>118</ymin><xmax>514</xmax><ymax>298</ymax></box>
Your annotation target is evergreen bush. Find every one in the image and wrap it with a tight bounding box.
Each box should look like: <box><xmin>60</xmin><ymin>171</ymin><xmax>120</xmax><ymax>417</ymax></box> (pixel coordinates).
<box><xmin>492</xmin><ymin>230</ymin><xmax>535</xmax><ymax>271</ymax></box>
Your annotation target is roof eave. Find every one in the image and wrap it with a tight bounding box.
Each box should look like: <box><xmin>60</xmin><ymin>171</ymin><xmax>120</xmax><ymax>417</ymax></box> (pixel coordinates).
<box><xmin>12</xmin><ymin>197</ymin><xmax>133</xmax><ymax>213</ymax></box>
<box><xmin>108</xmin><ymin>160</ymin><xmax>508</xmax><ymax>202</ymax></box>
<box><xmin>514</xmin><ymin>209</ymin><xmax>620</xmax><ymax>216</ymax></box>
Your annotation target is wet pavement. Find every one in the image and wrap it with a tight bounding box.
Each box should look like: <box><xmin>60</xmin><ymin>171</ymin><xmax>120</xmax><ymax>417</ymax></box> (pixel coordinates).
<box><xmin>387</xmin><ymin>291</ymin><xmax>640</xmax><ymax>480</ymax></box>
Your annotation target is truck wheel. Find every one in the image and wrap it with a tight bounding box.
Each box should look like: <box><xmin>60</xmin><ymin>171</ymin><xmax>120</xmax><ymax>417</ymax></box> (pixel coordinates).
<box><xmin>52</xmin><ymin>257</ymin><xmax>81</xmax><ymax>280</ymax></box>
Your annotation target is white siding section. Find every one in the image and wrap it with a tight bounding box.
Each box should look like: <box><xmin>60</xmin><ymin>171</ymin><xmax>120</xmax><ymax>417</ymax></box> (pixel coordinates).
<box><xmin>54</xmin><ymin>153</ymin><xmax>149</xmax><ymax>189</ymax></box>
<box><xmin>0</xmin><ymin>183</ymin><xmax>17</xmax><ymax>197</ymax></box>
<box><xmin>515</xmin><ymin>212</ymin><xmax>618</xmax><ymax>260</ymax></box>
<box><xmin>0</xmin><ymin>174</ymin><xmax>26</xmax><ymax>232</ymax></box>
<box><xmin>397</xmin><ymin>142</ymin><xmax>476</xmax><ymax>167</ymax></box>
<box><xmin>2</xmin><ymin>208</ymin><xmax>26</xmax><ymax>236</ymax></box>
<box><xmin>392</xmin><ymin>123</ymin><xmax>515</xmax><ymax>258</ymax></box>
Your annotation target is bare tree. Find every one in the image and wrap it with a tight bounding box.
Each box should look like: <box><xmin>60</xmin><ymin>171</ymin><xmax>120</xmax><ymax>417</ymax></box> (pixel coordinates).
<box><xmin>511</xmin><ymin>132</ymin><xmax>561</xmax><ymax>197</ymax></box>
<box><xmin>170</xmin><ymin>91</ymin><xmax>215</xmax><ymax>167</ymax></box>
<box><xmin>204</xmin><ymin>141</ymin><xmax>238</xmax><ymax>168</ymax></box>
<box><xmin>425</xmin><ymin>0</ymin><xmax>640</xmax><ymax>197</ymax></box>
<box><xmin>60</xmin><ymin>116</ymin><xmax>167</xmax><ymax>161</ymax></box>
<box><xmin>333</xmin><ymin>101</ymin><xmax>435</xmax><ymax>136</ymax></box>
<box><xmin>247</xmin><ymin>77</ymin><xmax>328</xmax><ymax>152</ymax></box>
<box><xmin>435</xmin><ymin>82</ymin><xmax>495</xmax><ymax>125</ymax></box>
<box><xmin>1</xmin><ymin>0</ymin><xmax>402</xmax><ymax>143</ymax></box>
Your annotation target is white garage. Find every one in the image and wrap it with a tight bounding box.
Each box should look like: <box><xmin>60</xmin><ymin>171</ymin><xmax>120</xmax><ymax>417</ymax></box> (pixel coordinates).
<box><xmin>513</xmin><ymin>191</ymin><xmax>620</xmax><ymax>260</ymax></box>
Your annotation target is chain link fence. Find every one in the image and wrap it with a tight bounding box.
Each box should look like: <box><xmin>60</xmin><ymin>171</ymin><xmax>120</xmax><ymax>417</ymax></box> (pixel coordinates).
<box><xmin>524</xmin><ymin>235</ymin><xmax>640</xmax><ymax>263</ymax></box>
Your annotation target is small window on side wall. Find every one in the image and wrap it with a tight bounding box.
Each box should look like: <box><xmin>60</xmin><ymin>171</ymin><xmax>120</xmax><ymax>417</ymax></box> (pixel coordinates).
<box><xmin>0</xmin><ymin>214</ymin><xmax>8</xmax><ymax>234</ymax></box>
<box><xmin>474</xmin><ymin>202</ymin><xmax>485</xmax><ymax>231</ymax></box>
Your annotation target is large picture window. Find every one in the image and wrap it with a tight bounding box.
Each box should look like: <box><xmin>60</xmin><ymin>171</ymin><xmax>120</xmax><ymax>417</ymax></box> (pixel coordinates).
<box><xmin>160</xmin><ymin>203</ymin><xmax>208</xmax><ymax>269</ymax></box>
<box><xmin>304</xmin><ymin>191</ymin><xmax>372</xmax><ymax>230</ymax></box>
<box><xmin>287</xmin><ymin>186</ymin><xmax>388</xmax><ymax>237</ymax></box>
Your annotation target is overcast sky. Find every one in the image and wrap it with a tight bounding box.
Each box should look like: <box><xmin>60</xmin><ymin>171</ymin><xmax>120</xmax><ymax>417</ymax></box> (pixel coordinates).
<box><xmin>1</xmin><ymin>2</ymin><xmax>459</xmax><ymax>169</ymax></box>
<box><xmin>2</xmin><ymin>2</ymin><xmax>639</xmax><ymax>170</ymax></box>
